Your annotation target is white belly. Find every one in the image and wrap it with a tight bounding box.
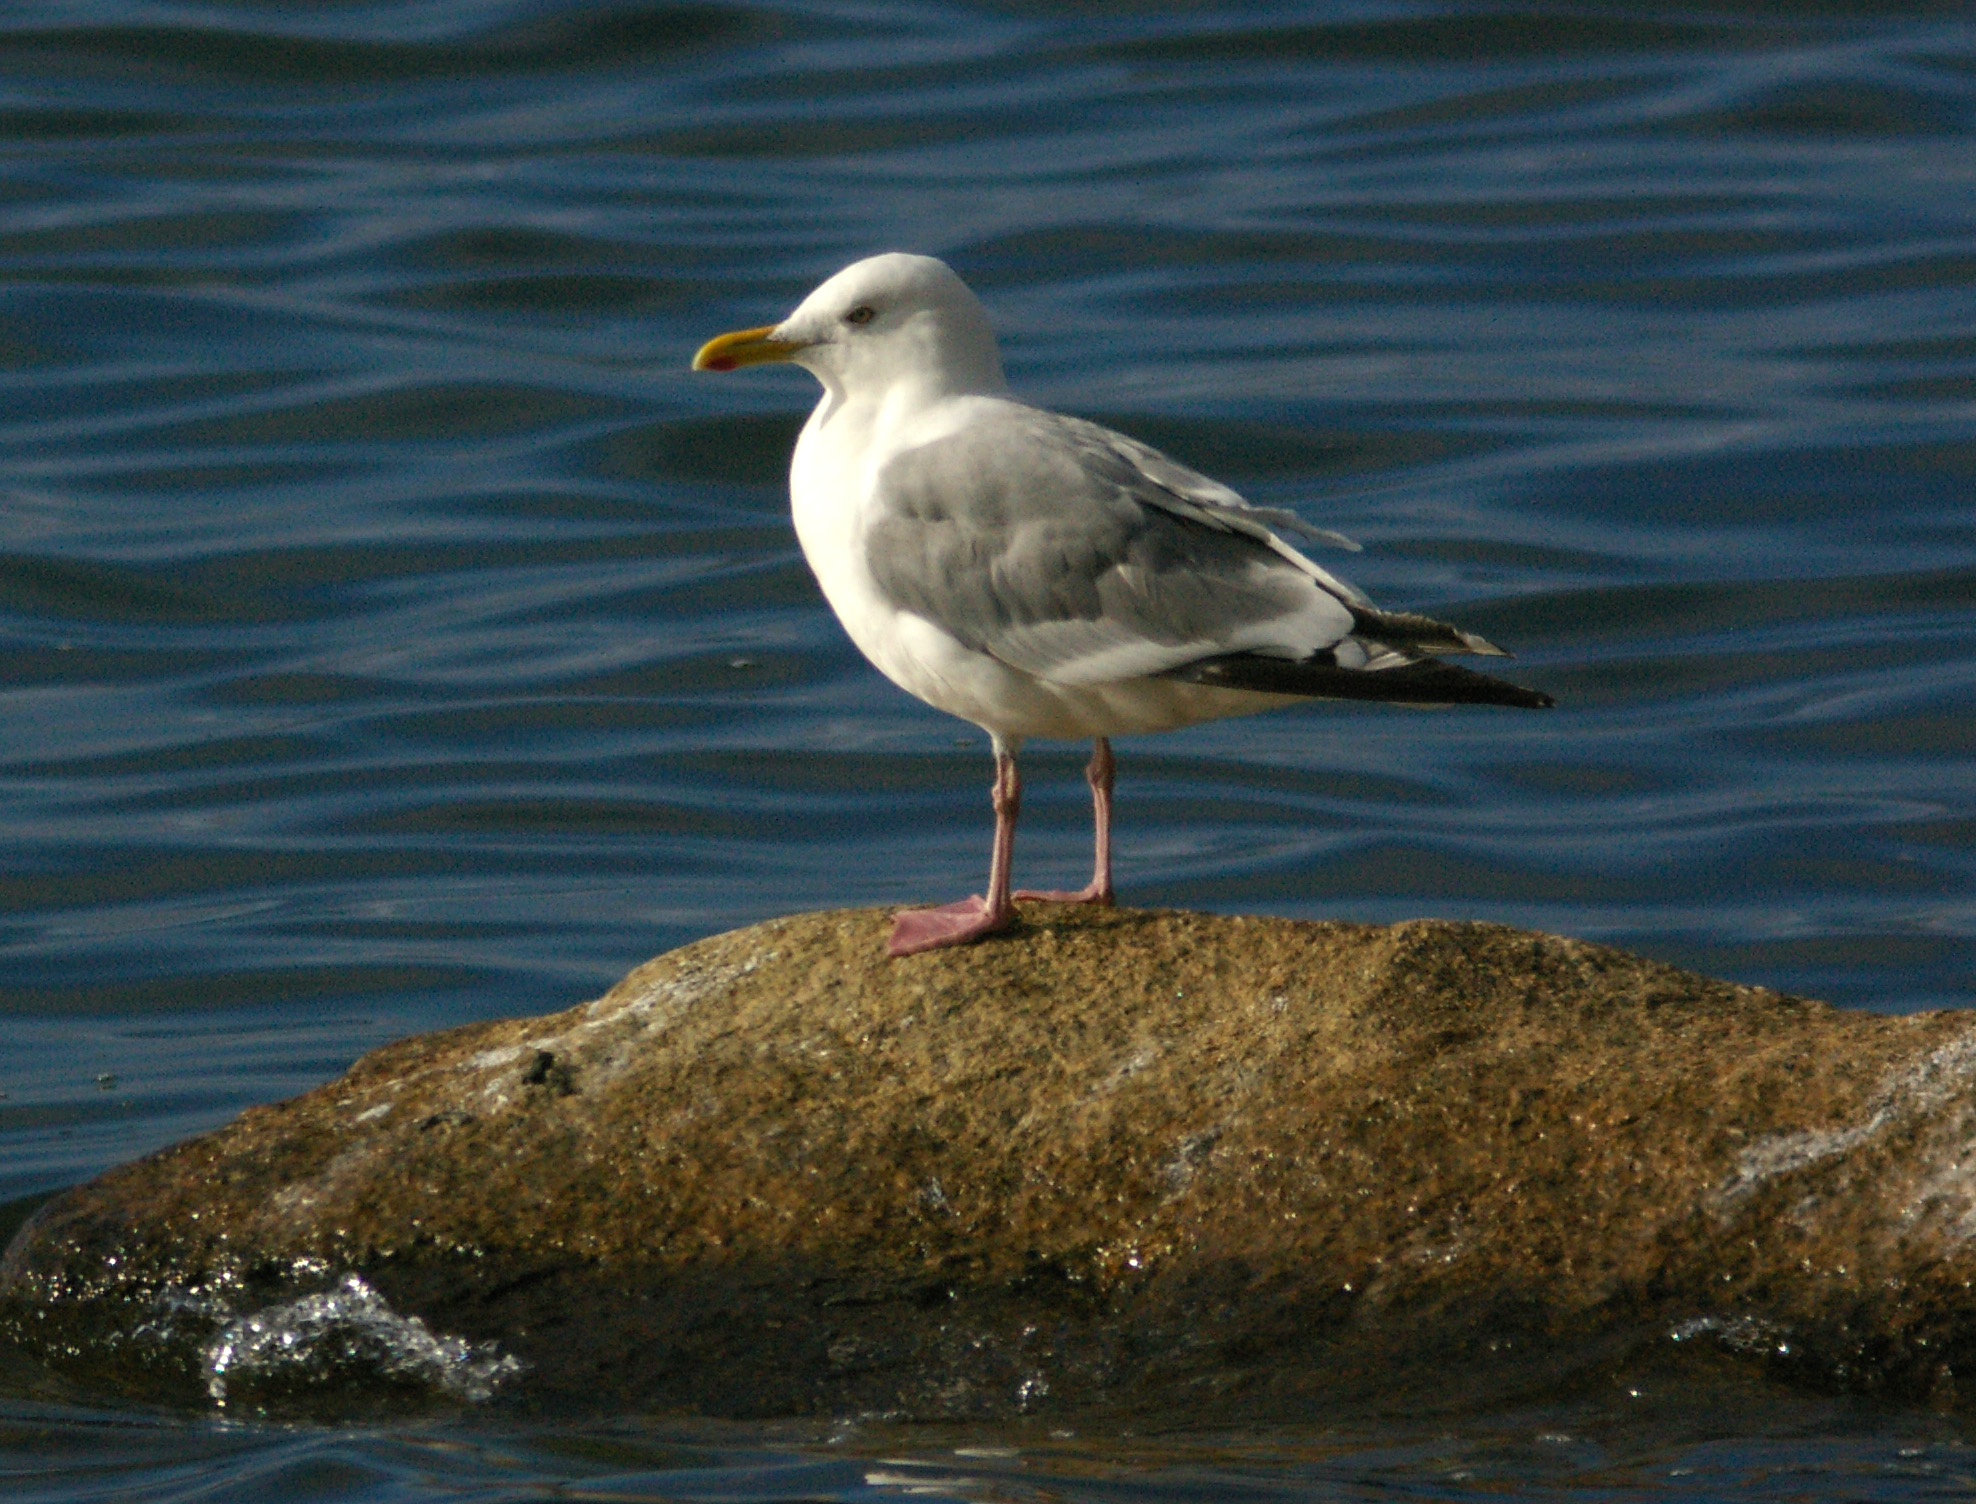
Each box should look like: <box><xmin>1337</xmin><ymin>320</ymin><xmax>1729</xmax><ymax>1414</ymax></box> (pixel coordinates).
<box><xmin>872</xmin><ymin>611</ymin><xmax>1296</xmax><ymax>739</ymax></box>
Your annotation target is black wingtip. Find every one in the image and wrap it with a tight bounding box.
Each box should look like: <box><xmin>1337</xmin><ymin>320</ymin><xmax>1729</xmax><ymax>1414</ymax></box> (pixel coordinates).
<box><xmin>1165</xmin><ymin>652</ymin><xmax>1556</xmax><ymax>709</ymax></box>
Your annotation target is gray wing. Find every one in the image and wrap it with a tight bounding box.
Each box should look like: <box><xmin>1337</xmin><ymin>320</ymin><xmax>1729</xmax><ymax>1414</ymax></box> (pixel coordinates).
<box><xmin>864</xmin><ymin>404</ymin><xmax>1497</xmax><ymax>688</ymax></box>
<box><xmin>1056</xmin><ymin>415</ymin><xmax>1365</xmax><ymax>558</ymax></box>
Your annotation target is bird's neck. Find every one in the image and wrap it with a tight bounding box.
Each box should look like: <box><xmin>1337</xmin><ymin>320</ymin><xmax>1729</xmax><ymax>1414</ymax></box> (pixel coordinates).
<box><xmin>809</xmin><ymin>378</ymin><xmax>994</xmax><ymax>455</ymax></box>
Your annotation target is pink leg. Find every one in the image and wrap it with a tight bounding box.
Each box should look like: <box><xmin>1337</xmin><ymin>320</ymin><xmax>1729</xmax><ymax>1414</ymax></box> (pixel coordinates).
<box><xmin>888</xmin><ymin>743</ymin><xmax>1022</xmax><ymax>956</ymax></box>
<box><xmin>1014</xmin><ymin>736</ymin><xmax>1116</xmax><ymax>906</ymax></box>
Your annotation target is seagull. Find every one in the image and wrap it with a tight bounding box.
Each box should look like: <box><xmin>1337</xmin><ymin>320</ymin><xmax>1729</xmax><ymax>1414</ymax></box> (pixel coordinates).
<box><xmin>693</xmin><ymin>253</ymin><xmax>1552</xmax><ymax>957</ymax></box>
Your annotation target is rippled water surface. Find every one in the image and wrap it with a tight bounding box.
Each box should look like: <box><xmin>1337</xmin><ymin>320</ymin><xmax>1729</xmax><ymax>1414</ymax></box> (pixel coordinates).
<box><xmin>4</xmin><ymin>0</ymin><xmax>1976</xmax><ymax>1496</ymax></box>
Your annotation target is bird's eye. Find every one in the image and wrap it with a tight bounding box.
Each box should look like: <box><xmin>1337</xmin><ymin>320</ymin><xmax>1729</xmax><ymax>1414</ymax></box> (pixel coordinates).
<box><xmin>844</xmin><ymin>305</ymin><xmax>875</xmax><ymax>326</ymax></box>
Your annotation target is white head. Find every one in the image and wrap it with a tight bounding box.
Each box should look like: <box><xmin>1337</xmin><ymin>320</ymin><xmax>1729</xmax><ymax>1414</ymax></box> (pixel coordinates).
<box><xmin>693</xmin><ymin>253</ymin><xmax>1007</xmax><ymax>404</ymax></box>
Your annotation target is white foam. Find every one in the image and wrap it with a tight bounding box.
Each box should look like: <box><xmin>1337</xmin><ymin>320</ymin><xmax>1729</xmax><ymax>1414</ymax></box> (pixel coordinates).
<box><xmin>202</xmin><ymin>1273</ymin><xmax>524</xmax><ymax>1407</ymax></box>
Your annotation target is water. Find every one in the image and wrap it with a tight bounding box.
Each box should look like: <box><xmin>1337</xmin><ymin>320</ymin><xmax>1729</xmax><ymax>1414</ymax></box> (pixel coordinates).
<box><xmin>6</xmin><ymin>1405</ymin><xmax>1976</xmax><ymax>1503</ymax></box>
<box><xmin>3</xmin><ymin>0</ymin><xmax>1975</xmax><ymax>1495</ymax></box>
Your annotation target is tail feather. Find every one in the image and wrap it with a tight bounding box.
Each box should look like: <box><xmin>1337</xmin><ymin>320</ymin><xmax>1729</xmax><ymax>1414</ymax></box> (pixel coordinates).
<box><xmin>1164</xmin><ymin>650</ymin><xmax>1554</xmax><ymax>709</ymax></box>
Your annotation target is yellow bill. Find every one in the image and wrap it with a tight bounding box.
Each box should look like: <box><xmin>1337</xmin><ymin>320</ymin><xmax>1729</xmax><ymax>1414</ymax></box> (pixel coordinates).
<box><xmin>692</xmin><ymin>325</ymin><xmax>805</xmax><ymax>372</ymax></box>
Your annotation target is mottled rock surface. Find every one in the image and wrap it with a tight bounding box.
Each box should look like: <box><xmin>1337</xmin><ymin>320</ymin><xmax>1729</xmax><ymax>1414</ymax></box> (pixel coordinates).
<box><xmin>7</xmin><ymin>906</ymin><xmax>1976</xmax><ymax>1418</ymax></box>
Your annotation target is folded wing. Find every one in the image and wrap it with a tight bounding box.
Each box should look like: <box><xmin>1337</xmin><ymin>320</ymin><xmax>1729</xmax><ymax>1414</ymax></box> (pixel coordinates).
<box><xmin>864</xmin><ymin>403</ymin><xmax>1550</xmax><ymax>708</ymax></box>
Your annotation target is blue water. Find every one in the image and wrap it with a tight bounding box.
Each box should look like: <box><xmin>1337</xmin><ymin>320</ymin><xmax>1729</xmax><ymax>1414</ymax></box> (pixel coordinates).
<box><xmin>4</xmin><ymin>0</ymin><xmax>1976</xmax><ymax>1496</ymax></box>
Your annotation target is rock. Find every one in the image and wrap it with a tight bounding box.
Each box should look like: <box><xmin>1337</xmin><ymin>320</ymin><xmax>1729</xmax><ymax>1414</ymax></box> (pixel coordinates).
<box><xmin>6</xmin><ymin>906</ymin><xmax>1976</xmax><ymax>1419</ymax></box>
